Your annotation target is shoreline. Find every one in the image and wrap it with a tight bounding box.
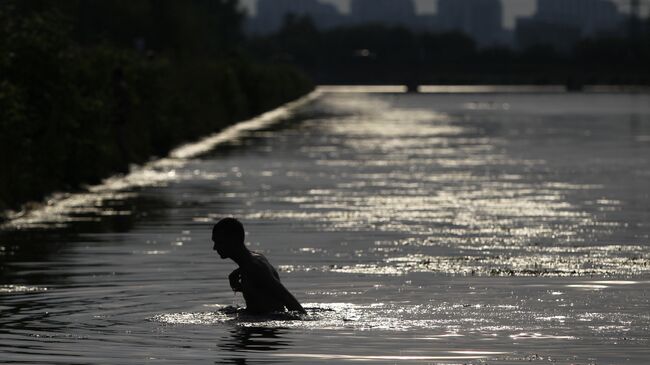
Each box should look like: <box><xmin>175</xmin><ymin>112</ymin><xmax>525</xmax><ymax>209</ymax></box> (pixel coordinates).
<box><xmin>1</xmin><ymin>90</ymin><xmax>321</xmax><ymax>229</ymax></box>
<box><xmin>318</xmin><ymin>84</ymin><xmax>650</xmax><ymax>94</ymax></box>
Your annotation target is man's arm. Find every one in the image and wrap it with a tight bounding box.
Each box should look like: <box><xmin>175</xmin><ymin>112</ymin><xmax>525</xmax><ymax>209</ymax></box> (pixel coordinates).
<box><xmin>250</xmin><ymin>254</ymin><xmax>307</xmax><ymax>314</ymax></box>
<box><xmin>277</xmin><ymin>281</ymin><xmax>306</xmax><ymax>314</ymax></box>
<box><xmin>228</xmin><ymin>268</ymin><xmax>243</xmax><ymax>292</ymax></box>
<box><xmin>265</xmin><ymin>274</ymin><xmax>306</xmax><ymax>314</ymax></box>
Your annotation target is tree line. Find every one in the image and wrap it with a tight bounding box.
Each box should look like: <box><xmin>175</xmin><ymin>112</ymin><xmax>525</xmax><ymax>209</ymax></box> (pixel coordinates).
<box><xmin>247</xmin><ymin>14</ymin><xmax>650</xmax><ymax>85</ymax></box>
<box><xmin>0</xmin><ymin>0</ymin><xmax>313</xmax><ymax>213</ymax></box>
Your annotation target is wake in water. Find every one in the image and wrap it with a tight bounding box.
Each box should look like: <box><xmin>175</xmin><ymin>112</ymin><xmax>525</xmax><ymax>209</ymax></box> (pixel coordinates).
<box><xmin>150</xmin><ymin>304</ymin><xmax>327</xmax><ymax>326</ymax></box>
<box><xmin>151</xmin><ymin>302</ymin><xmax>483</xmax><ymax>332</ymax></box>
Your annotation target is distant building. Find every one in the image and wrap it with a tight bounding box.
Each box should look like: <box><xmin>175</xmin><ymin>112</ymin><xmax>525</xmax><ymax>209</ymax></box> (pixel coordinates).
<box><xmin>535</xmin><ymin>0</ymin><xmax>623</xmax><ymax>35</ymax></box>
<box><xmin>246</xmin><ymin>0</ymin><xmax>511</xmax><ymax>48</ymax></box>
<box><xmin>349</xmin><ymin>0</ymin><xmax>417</xmax><ymax>27</ymax></box>
<box><xmin>412</xmin><ymin>14</ymin><xmax>442</xmax><ymax>33</ymax></box>
<box><xmin>436</xmin><ymin>0</ymin><xmax>505</xmax><ymax>47</ymax></box>
<box><xmin>248</xmin><ymin>0</ymin><xmax>343</xmax><ymax>34</ymax></box>
<box><xmin>515</xmin><ymin>18</ymin><xmax>582</xmax><ymax>52</ymax></box>
<box><xmin>515</xmin><ymin>0</ymin><xmax>623</xmax><ymax>51</ymax></box>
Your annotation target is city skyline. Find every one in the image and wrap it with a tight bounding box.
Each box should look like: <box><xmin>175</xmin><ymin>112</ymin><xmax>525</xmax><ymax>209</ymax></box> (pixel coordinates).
<box><xmin>240</xmin><ymin>0</ymin><xmax>644</xmax><ymax>29</ymax></box>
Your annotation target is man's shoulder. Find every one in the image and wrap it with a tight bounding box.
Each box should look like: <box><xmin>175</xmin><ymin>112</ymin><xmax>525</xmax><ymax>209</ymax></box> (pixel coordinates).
<box><xmin>249</xmin><ymin>251</ymin><xmax>274</xmax><ymax>269</ymax></box>
<box><xmin>250</xmin><ymin>250</ymin><xmax>268</xmax><ymax>261</ymax></box>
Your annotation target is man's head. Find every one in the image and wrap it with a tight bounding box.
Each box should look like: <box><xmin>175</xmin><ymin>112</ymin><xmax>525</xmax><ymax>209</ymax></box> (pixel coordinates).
<box><xmin>212</xmin><ymin>217</ymin><xmax>246</xmax><ymax>259</ymax></box>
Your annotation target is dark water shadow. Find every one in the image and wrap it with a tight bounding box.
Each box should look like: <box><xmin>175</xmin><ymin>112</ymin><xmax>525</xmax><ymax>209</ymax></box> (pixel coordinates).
<box><xmin>0</xmin><ymin>191</ymin><xmax>172</xmax><ymax>286</ymax></box>
<box><xmin>215</xmin><ymin>326</ymin><xmax>291</xmax><ymax>364</ymax></box>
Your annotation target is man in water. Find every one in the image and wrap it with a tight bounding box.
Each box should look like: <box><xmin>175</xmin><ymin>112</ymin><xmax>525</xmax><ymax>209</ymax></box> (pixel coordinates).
<box><xmin>212</xmin><ymin>218</ymin><xmax>306</xmax><ymax>314</ymax></box>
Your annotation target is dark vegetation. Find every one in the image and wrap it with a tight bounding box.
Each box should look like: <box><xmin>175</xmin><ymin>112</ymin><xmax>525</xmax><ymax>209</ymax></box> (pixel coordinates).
<box><xmin>0</xmin><ymin>1</ymin><xmax>313</xmax><ymax>214</ymax></box>
<box><xmin>248</xmin><ymin>15</ymin><xmax>650</xmax><ymax>85</ymax></box>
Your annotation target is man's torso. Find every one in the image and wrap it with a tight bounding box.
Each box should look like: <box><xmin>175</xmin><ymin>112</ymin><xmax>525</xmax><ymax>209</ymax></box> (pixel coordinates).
<box><xmin>241</xmin><ymin>252</ymin><xmax>285</xmax><ymax>313</ymax></box>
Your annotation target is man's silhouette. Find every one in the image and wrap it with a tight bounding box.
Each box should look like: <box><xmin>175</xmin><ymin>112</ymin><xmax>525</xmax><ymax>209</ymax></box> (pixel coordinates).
<box><xmin>212</xmin><ymin>218</ymin><xmax>306</xmax><ymax>314</ymax></box>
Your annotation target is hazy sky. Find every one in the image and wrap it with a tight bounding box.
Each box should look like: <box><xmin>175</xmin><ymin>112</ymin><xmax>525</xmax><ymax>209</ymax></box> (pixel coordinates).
<box><xmin>240</xmin><ymin>0</ymin><xmax>639</xmax><ymax>29</ymax></box>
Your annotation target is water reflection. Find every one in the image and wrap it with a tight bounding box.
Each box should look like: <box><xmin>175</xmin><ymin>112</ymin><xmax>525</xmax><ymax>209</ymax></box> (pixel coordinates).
<box><xmin>216</xmin><ymin>327</ymin><xmax>290</xmax><ymax>364</ymax></box>
<box><xmin>219</xmin><ymin>326</ymin><xmax>291</xmax><ymax>352</ymax></box>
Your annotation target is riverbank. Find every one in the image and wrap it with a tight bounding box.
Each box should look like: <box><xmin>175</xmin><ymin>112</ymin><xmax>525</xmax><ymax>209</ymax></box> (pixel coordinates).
<box><xmin>1</xmin><ymin>90</ymin><xmax>320</xmax><ymax>229</ymax></box>
<box><xmin>0</xmin><ymin>4</ymin><xmax>314</xmax><ymax>217</ymax></box>
<box><xmin>0</xmin><ymin>58</ymin><xmax>313</xmax><ymax>219</ymax></box>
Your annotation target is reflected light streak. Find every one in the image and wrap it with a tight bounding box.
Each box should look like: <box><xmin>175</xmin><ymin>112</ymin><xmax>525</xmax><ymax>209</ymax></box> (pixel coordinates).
<box><xmin>317</xmin><ymin>85</ymin><xmax>407</xmax><ymax>93</ymax></box>
<box><xmin>510</xmin><ymin>333</ymin><xmax>576</xmax><ymax>340</ymax></box>
<box><xmin>270</xmin><ymin>353</ymin><xmax>502</xmax><ymax>360</ymax></box>
<box><xmin>0</xmin><ymin>285</ymin><xmax>48</xmax><ymax>293</ymax></box>
<box><xmin>418</xmin><ymin>85</ymin><xmax>566</xmax><ymax>93</ymax></box>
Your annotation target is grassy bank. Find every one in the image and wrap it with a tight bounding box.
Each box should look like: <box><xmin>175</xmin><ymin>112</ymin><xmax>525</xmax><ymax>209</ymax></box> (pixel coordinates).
<box><xmin>0</xmin><ymin>4</ymin><xmax>313</xmax><ymax>214</ymax></box>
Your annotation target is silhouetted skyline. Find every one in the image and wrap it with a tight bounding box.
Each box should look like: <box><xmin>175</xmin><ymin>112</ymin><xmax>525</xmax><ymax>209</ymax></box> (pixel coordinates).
<box><xmin>246</xmin><ymin>0</ymin><xmax>640</xmax><ymax>48</ymax></box>
<box><xmin>241</xmin><ymin>0</ymin><xmax>647</xmax><ymax>29</ymax></box>
<box><xmin>516</xmin><ymin>0</ymin><xmax>625</xmax><ymax>50</ymax></box>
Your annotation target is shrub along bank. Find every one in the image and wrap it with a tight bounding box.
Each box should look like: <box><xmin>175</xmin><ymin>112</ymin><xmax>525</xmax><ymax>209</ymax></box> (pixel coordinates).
<box><xmin>0</xmin><ymin>4</ymin><xmax>313</xmax><ymax>214</ymax></box>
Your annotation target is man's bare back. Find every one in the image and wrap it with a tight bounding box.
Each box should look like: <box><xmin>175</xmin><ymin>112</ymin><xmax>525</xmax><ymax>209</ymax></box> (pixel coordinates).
<box><xmin>212</xmin><ymin>218</ymin><xmax>306</xmax><ymax>314</ymax></box>
<box><xmin>228</xmin><ymin>252</ymin><xmax>302</xmax><ymax>313</ymax></box>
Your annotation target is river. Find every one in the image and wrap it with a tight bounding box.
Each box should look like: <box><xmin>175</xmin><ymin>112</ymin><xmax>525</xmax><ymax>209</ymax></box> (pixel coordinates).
<box><xmin>1</xmin><ymin>88</ymin><xmax>649</xmax><ymax>364</ymax></box>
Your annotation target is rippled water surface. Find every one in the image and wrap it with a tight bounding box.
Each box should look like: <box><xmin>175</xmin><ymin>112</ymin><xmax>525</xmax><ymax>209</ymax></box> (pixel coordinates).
<box><xmin>2</xmin><ymin>90</ymin><xmax>650</xmax><ymax>364</ymax></box>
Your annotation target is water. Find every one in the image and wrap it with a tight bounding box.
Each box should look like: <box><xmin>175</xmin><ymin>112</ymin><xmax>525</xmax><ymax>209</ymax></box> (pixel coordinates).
<box><xmin>2</xmin><ymin>89</ymin><xmax>650</xmax><ymax>364</ymax></box>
